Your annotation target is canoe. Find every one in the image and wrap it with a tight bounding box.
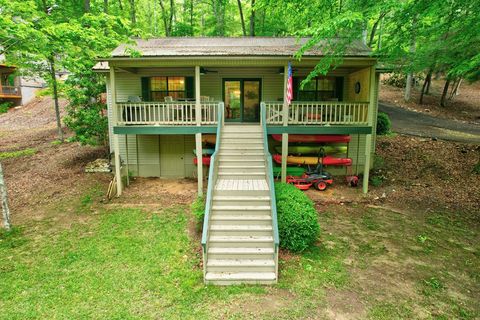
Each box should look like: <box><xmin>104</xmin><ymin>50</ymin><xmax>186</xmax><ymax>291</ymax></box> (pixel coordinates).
<box><xmin>273</xmin><ymin>154</ymin><xmax>352</xmax><ymax>166</ymax></box>
<box><xmin>202</xmin><ymin>135</ymin><xmax>216</xmax><ymax>144</ymax></box>
<box><xmin>274</xmin><ymin>145</ymin><xmax>347</xmax><ymax>155</ymax></box>
<box><xmin>271</xmin><ymin>134</ymin><xmax>351</xmax><ymax>143</ymax></box>
<box><xmin>272</xmin><ymin>166</ymin><xmax>305</xmax><ymax>177</ymax></box>
<box><xmin>193</xmin><ymin>148</ymin><xmax>215</xmax><ymax>155</ymax></box>
<box><xmin>193</xmin><ymin>156</ymin><xmax>211</xmax><ymax>166</ymax></box>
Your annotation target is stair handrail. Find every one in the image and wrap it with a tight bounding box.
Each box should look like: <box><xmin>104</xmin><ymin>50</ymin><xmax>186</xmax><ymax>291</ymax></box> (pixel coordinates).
<box><xmin>260</xmin><ymin>102</ymin><xmax>280</xmax><ymax>261</ymax></box>
<box><xmin>201</xmin><ymin>102</ymin><xmax>224</xmax><ymax>266</ymax></box>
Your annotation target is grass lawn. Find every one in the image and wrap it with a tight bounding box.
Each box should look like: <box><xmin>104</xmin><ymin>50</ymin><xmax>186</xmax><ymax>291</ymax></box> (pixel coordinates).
<box><xmin>1</xmin><ymin>192</ymin><xmax>479</xmax><ymax>319</ymax></box>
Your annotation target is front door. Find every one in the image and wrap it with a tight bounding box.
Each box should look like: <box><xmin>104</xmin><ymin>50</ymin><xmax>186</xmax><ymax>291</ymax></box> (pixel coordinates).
<box><xmin>223</xmin><ymin>79</ymin><xmax>261</xmax><ymax>122</ymax></box>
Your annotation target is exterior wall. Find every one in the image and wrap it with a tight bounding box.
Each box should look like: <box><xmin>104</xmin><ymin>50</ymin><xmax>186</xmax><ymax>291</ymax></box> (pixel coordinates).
<box><xmin>117</xmin><ymin>134</ymin><xmax>196</xmax><ymax>178</ymax></box>
<box><xmin>346</xmin><ymin>67</ymin><xmax>371</xmax><ymax>102</ymax></box>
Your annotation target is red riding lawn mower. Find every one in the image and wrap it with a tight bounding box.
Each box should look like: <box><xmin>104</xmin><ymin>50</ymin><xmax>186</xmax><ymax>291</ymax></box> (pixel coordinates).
<box><xmin>286</xmin><ymin>149</ymin><xmax>359</xmax><ymax>191</ymax></box>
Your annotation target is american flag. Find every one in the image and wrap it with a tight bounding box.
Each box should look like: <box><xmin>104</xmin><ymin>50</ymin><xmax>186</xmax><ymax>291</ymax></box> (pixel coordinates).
<box><xmin>286</xmin><ymin>62</ymin><xmax>293</xmax><ymax>105</ymax></box>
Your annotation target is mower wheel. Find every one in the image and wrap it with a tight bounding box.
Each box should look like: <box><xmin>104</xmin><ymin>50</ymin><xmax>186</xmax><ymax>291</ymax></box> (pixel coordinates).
<box><xmin>314</xmin><ymin>180</ymin><xmax>328</xmax><ymax>191</ymax></box>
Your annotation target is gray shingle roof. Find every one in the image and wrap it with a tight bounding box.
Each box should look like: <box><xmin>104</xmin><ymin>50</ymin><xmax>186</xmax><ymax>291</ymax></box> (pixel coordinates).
<box><xmin>109</xmin><ymin>37</ymin><xmax>372</xmax><ymax>58</ymax></box>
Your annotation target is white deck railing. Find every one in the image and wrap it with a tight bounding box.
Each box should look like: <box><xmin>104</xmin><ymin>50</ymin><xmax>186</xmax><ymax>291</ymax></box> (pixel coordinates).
<box><xmin>264</xmin><ymin>101</ymin><xmax>369</xmax><ymax>126</ymax></box>
<box><xmin>116</xmin><ymin>101</ymin><xmax>220</xmax><ymax>125</ymax></box>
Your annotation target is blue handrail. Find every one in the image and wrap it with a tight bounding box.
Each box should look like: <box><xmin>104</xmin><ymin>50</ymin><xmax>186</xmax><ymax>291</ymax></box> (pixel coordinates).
<box><xmin>201</xmin><ymin>102</ymin><xmax>224</xmax><ymax>256</ymax></box>
<box><xmin>260</xmin><ymin>103</ymin><xmax>280</xmax><ymax>252</ymax></box>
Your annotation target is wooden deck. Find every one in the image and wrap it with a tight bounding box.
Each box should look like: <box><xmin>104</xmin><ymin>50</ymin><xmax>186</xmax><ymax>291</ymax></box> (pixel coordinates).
<box><xmin>215</xmin><ymin>179</ymin><xmax>269</xmax><ymax>191</ymax></box>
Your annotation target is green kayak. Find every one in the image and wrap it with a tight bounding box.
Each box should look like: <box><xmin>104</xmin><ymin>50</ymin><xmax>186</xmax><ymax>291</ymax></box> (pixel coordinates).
<box><xmin>274</xmin><ymin>145</ymin><xmax>347</xmax><ymax>155</ymax></box>
<box><xmin>272</xmin><ymin>166</ymin><xmax>305</xmax><ymax>178</ymax></box>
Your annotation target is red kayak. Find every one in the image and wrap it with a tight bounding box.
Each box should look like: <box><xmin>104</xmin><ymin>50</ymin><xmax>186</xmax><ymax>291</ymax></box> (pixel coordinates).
<box><xmin>193</xmin><ymin>156</ymin><xmax>211</xmax><ymax>166</ymax></box>
<box><xmin>271</xmin><ymin>134</ymin><xmax>351</xmax><ymax>143</ymax></box>
<box><xmin>273</xmin><ymin>154</ymin><xmax>352</xmax><ymax>166</ymax></box>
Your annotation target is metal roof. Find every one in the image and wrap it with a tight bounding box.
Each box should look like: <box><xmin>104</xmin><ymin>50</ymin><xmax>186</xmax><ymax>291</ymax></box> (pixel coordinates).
<box><xmin>108</xmin><ymin>37</ymin><xmax>372</xmax><ymax>58</ymax></box>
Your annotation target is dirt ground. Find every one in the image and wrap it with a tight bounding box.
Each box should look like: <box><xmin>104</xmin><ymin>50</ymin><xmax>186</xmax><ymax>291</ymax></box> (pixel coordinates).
<box><xmin>0</xmin><ymin>97</ymin><xmax>110</xmax><ymax>225</ymax></box>
<box><xmin>379</xmin><ymin>77</ymin><xmax>480</xmax><ymax>124</ymax></box>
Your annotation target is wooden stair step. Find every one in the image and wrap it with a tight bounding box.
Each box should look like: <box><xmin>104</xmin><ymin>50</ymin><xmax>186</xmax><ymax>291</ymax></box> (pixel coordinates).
<box><xmin>209</xmin><ymin>235</ymin><xmax>273</xmax><ymax>243</ymax></box>
<box><xmin>207</xmin><ymin>259</ymin><xmax>275</xmax><ymax>267</ymax></box>
<box><xmin>205</xmin><ymin>272</ymin><xmax>276</xmax><ymax>281</ymax></box>
<box><xmin>213</xmin><ymin>196</ymin><xmax>270</xmax><ymax>201</ymax></box>
<box><xmin>210</xmin><ymin>225</ymin><xmax>272</xmax><ymax>231</ymax></box>
<box><xmin>208</xmin><ymin>247</ymin><xmax>275</xmax><ymax>255</ymax></box>
<box><xmin>212</xmin><ymin>205</ymin><xmax>271</xmax><ymax>211</ymax></box>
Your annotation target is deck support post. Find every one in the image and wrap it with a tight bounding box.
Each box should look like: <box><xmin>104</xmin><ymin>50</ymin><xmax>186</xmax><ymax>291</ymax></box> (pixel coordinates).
<box><xmin>362</xmin><ymin>65</ymin><xmax>376</xmax><ymax>194</ymax></box>
<box><xmin>195</xmin><ymin>65</ymin><xmax>203</xmax><ymax>196</ymax></box>
<box><xmin>125</xmin><ymin>134</ymin><xmax>129</xmax><ymax>186</ymax></box>
<box><xmin>281</xmin><ymin>64</ymin><xmax>289</xmax><ymax>183</ymax></box>
<box><xmin>110</xmin><ymin>66</ymin><xmax>122</xmax><ymax>196</ymax></box>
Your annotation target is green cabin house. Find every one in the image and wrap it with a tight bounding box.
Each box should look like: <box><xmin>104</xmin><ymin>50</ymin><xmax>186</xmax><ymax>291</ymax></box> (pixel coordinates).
<box><xmin>96</xmin><ymin>37</ymin><xmax>379</xmax><ymax>285</ymax></box>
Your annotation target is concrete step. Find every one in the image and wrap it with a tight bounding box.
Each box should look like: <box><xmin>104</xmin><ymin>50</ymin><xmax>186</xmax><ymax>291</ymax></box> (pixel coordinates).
<box><xmin>206</xmin><ymin>259</ymin><xmax>275</xmax><ymax>272</ymax></box>
<box><xmin>205</xmin><ymin>272</ymin><xmax>276</xmax><ymax>285</ymax></box>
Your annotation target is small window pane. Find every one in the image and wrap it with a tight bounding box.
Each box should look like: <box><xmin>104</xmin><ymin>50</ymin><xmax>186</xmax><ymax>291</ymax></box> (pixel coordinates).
<box><xmin>300</xmin><ymin>79</ymin><xmax>316</xmax><ymax>91</ymax></box>
<box><xmin>168</xmin><ymin>77</ymin><xmax>185</xmax><ymax>91</ymax></box>
<box><xmin>317</xmin><ymin>78</ymin><xmax>334</xmax><ymax>91</ymax></box>
<box><xmin>151</xmin><ymin>77</ymin><xmax>167</xmax><ymax>91</ymax></box>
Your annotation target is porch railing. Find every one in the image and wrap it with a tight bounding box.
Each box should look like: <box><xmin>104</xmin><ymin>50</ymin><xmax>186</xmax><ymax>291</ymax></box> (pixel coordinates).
<box><xmin>0</xmin><ymin>86</ymin><xmax>21</xmax><ymax>96</ymax></box>
<box><xmin>116</xmin><ymin>101</ymin><xmax>220</xmax><ymax>125</ymax></box>
<box><xmin>264</xmin><ymin>101</ymin><xmax>369</xmax><ymax>126</ymax></box>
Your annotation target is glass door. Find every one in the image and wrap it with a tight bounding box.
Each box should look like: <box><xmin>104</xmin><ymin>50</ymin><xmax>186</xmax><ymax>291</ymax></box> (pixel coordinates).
<box><xmin>243</xmin><ymin>80</ymin><xmax>261</xmax><ymax>122</ymax></box>
<box><xmin>224</xmin><ymin>80</ymin><xmax>241</xmax><ymax>121</ymax></box>
<box><xmin>223</xmin><ymin>79</ymin><xmax>261</xmax><ymax>122</ymax></box>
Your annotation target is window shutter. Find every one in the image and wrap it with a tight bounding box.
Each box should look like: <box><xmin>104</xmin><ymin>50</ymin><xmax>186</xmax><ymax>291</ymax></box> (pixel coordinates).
<box><xmin>185</xmin><ymin>76</ymin><xmax>194</xmax><ymax>99</ymax></box>
<box><xmin>141</xmin><ymin>77</ymin><xmax>150</xmax><ymax>101</ymax></box>
<box><xmin>292</xmin><ymin>77</ymin><xmax>300</xmax><ymax>100</ymax></box>
<box><xmin>336</xmin><ymin>77</ymin><xmax>344</xmax><ymax>101</ymax></box>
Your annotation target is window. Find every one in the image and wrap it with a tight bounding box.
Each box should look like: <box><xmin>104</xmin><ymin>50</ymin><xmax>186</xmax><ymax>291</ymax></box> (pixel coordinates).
<box><xmin>150</xmin><ymin>76</ymin><xmax>186</xmax><ymax>101</ymax></box>
<box><xmin>294</xmin><ymin>77</ymin><xmax>341</xmax><ymax>101</ymax></box>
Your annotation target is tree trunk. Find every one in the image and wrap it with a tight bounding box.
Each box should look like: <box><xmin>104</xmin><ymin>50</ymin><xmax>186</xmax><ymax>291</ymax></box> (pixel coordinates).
<box><xmin>104</xmin><ymin>0</ymin><xmax>108</xmax><ymax>13</ymax></box>
<box><xmin>190</xmin><ymin>0</ymin><xmax>194</xmax><ymax>35</ymax></box>
<box><xmin>440</xmin><ymin>79</ymin><xmax>450</xmax><ymax>107</ymax></box>
<box><xmin>84</xmin><ymin>0</ymin><xmax>91</xmax><ymax>12</ymax></box>
<box><xmin>129</xmin><ymin>0</ymin><xmax>136</xmax><ymax>26</ymax></box>
<box><xmin>419</xmin><ymin>70</ymin><xmax>432</xmax><ymax>104</ymax></box>
<box><xmin>0</xmin><ymin>162</ymin><xmax>11</xmax><ymax>231</ymax></box>
<box><xmin>48</xmin><ymin>56</ymin><xmax>64</xmax><ymax>142</ymax></box>
<box><xmin>404</xmin><ymin>73</ymin><xmax>413</xmax><ymax>102</ymax></box>
<box><xmin>249</xmin><ymin>0</ymin><xmax>255</xmax><ymax>36</ymax></box>
<box><xmin>448</xmin><ymin>78</ymin><xmax>462</xmax><ymax>100</ymax></box>
<box><xmin>237</xmin><ymin>0</ymin><xmax>247</xmax><ymax>36</ymax></box>
<box><xmin>368</xmin><ymin>12</ymin><xmax>386</xmax><ymax>48</ymax></box>
<box><xmin>118</xmin><ymin>0</ymin><xmax>123</xmax><ymax>10</ymax></box>
<box><xmin>425</xmin><ymin>73</ymin><xmax>431</xmax><ymax>94</ymax></box>
<box><xmin>404</xmin><ymin>16</ymin><xmax>417</xmax><ymax>102</ymax></box>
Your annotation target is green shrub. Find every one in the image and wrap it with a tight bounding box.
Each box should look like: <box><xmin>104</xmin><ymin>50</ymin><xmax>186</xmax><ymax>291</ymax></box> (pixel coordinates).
<box><xmin>191</xmin><ymin>197</ymin><xmax>205</xmax><ymax>230</ymax></box>
<box><xmin>0</xmin><ymin>101</ymin><xmax>13</xmax><ymax>113</ymax></box>
<box><xmin>275</xmin><ymin>183</ymin><xmax>320</xmax><ymax>252</ymax></box>
<box><xmin>376</xmin><ymin>112</ymin><xmax>392</xmax><ymax>135</ymax></box>
<box><xmin>382</xmin><ymin>73</ymin><xmax>407</xmax><ymax>88</ymax></box>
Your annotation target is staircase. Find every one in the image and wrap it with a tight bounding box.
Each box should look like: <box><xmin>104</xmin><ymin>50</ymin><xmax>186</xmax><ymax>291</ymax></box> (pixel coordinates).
<box><xmin>203</xmin><ymin>124</ymin><xmax>278</xmax><ymax>285</ymax></box>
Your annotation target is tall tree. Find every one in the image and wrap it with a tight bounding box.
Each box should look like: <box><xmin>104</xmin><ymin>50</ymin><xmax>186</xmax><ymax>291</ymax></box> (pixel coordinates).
<box><xmin>237</xmin><ymin>0</ymin><xmax>247</xmax><ymax>36</ymax></box>
<box><xmin>249</xmin><ymin>0</ymin><xmax>255</xmax><ymax>36</ymax></box>
<box><xmin>0</xmin><ymin>162</ymin><xmax>11</xmax><ymax>231</ymax></box>
<box><xmin>159</xmin><ymin>0</ymin><xmax>175</xmax><ymax>36</ymax></box>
